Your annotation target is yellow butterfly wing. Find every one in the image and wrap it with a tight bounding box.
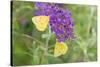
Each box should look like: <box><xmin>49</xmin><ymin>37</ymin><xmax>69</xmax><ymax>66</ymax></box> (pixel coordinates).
<box><xmin>32</xmin><ymin>16</ymin><xmax>50</xmax><ymax>31</ymax></box>
<box><xmin>61</xmin><ymin>42</ymin><xmax>68</xmax><ymax>55</ymax></box>
<box><xmin>54</xmin><ymin>41</ymin><xmax>68</xmax><ymax>57</ymax></box>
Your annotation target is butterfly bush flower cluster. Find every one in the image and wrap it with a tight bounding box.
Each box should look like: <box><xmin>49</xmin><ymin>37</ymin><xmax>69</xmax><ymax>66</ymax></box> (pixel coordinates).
<box><xmin>34</xmin><ymin>2</ymin><xmax>74</xmax><ymax>42</ymax></box>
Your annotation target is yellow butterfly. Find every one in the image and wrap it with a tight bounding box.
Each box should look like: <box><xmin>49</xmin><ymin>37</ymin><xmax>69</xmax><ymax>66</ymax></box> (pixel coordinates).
<box><xmin>32</xmin><ymin>15</ymin><xmax>50</xmax><ymax>31</ymax></box>
<box><xmin>54</xmin><ymin>41</ymin><xmax>68</xmax><ymax>57</ymax></box>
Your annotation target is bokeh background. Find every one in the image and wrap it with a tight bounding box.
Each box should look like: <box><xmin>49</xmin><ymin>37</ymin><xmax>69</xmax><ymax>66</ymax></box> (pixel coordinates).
<box><xmin>11</xmin><ymin>1</ymin><xmax>97</xmax><ymax>66</ymax></box>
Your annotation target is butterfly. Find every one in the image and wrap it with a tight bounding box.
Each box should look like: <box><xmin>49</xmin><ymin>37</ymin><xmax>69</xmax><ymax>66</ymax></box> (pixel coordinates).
<box><xmin>54</xmin><ymin>41</ymin><xmax>68</xmax><ymax>57</ymax></box>
<box><xmin>32</xmin><ymin>15</ymin><xmax>50</xmax><ymax>31</ymax></box>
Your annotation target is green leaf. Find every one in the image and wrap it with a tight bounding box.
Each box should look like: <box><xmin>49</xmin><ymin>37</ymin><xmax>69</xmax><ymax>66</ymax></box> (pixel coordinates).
<box><xmin>47</xmin><ymin>55</ymin><xmax>63</xmax><ymax>64</ymax></box>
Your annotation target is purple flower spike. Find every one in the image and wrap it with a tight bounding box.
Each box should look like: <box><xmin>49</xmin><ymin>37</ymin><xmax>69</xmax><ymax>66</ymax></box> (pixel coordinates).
<box><xmin>34</xmin><ymin>2</ymin><xmax>74</xmax><ymax>42</ymax></box>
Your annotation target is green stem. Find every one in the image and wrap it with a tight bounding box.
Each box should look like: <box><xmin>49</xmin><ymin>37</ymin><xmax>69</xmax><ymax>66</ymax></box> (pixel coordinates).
<box><xmin>13</xmin><ymin>31</ymin><xmax>44</xmax><ymax>45</ymax></box>
<box><xmin>84</xmin><ymin>7</ymin><xmax>95</xmax><ymax>61</ymax></box>
<box><xmin>44</xmin><ymin>26</ymin><xmax>51</xmax><ymax>63</ymax></box>
<box><xmin>87</xmin><ymin>7</ymin><xmax>95</xmax><ymax>38</ymax></box>
<box><xmin>83</xmin><ymin>49</ymin><xmax>89</xmax><ymax>61</ymax></box>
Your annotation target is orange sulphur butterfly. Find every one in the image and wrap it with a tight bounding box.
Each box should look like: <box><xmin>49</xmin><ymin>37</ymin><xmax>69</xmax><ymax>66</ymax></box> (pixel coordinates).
<box><xmin>32</xmin><ymin>16</ymin><xmax>50</xmax><ymax>31</ymax></box>
<box><xmin>54</xmin><ymin>41</ymin><xmax>68</xmax><ymax>57</ymax></box>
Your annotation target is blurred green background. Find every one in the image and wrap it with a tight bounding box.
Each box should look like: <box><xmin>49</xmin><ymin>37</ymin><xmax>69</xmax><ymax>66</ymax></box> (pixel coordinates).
<box><xmin>12</xmin><ymin>1</ymin><xmax>97</xmax><ymax>66</ymax></box>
